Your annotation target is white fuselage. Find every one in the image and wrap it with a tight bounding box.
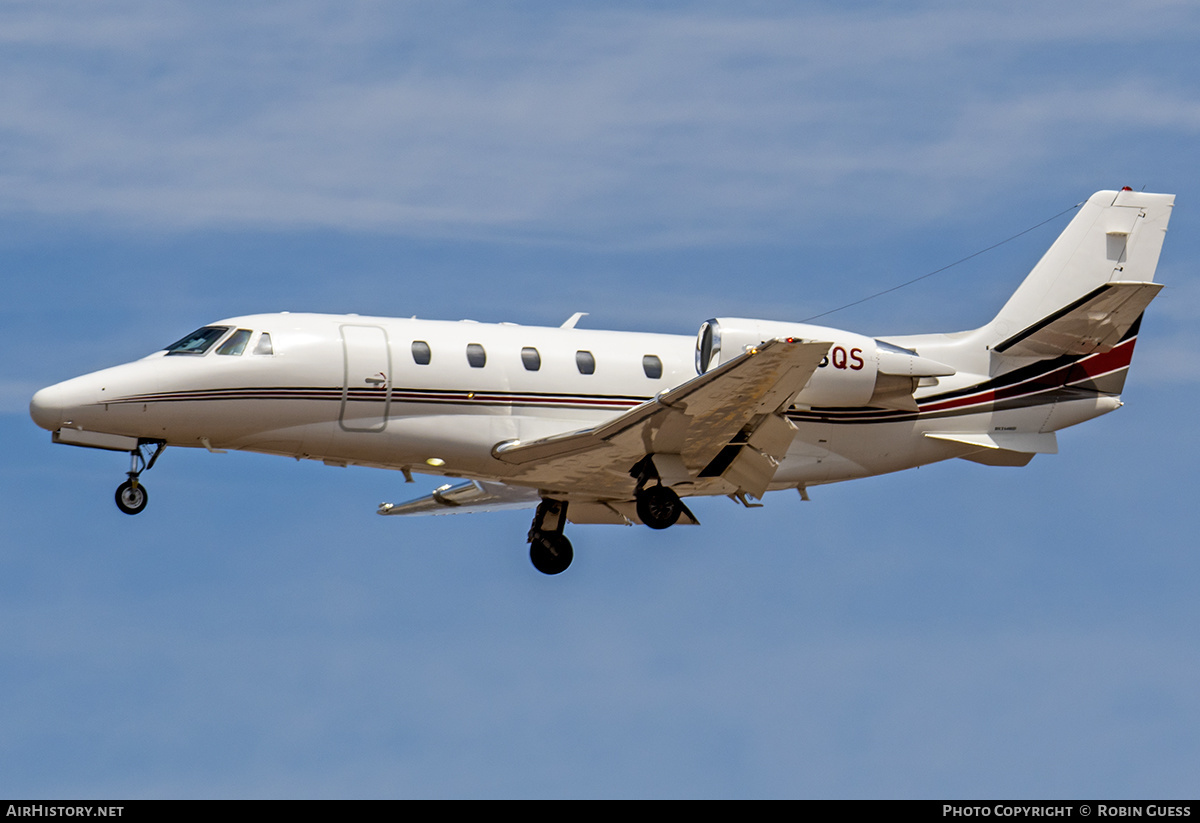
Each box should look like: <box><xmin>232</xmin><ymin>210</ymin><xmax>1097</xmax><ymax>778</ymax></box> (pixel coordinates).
<box><xmin>26</xmin><ymin>189</ymin><xmax>1168</xmax><ymax>576</ymax></box>
<box><xmin>29</xmin><ymin>310</ymin><xmax>1126</xmax><ymax>498</ymax></box>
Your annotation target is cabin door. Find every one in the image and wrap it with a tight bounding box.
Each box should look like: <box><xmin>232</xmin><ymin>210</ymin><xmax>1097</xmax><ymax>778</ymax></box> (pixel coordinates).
<box><xmin>340</xmin><ymin>324</ymin><xmax>391</xmax><ymax>432</ymax></box>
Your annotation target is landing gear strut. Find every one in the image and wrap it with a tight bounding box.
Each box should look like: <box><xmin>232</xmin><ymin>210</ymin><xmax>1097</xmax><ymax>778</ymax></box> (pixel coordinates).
<box><xmin>115</xmin><ymin>441</ymin><xmax>165</xmax><ymax>516</ymax></box>
<box><xmin>528</xmin><ymin>498</ymin><xmax>573</xmax><ymax>575</ymax></box>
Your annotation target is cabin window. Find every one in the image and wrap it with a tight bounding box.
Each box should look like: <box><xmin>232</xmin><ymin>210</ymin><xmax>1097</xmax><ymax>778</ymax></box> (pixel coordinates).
<box><xmin>164</xmin><ymin>326</ymin><xmax>232</xmax><ymax>356</ymax></box>
<box><xmin>642</xmin><ymin>354</ymin><xmax>663</xmax><ymax>379</ymax></box>
<box><xmin>521</xmin><ymin>347</ymin><xmax>541</xmax><ymax>371</ymax></box>
<box><xmin>412</xmin><ymin>340</ymin><xmax>432</xmax><ymax>365</ymax></box>
<box><xmin>575</xmin><ymin>350</ymin><xmax>595</xmax><ymax>375</ymax></box>
<box><xmin>466</xmin><ymin>343</ymin><xmax>487</xmax><ymax>368</ymax></box>
<box><xmin>253</xmin><ymin>332</ymin><xmax>273</xmax><ymax>355</ymax></box>
<box><xmin>217</xmin><ymin>329</ymin><xmax>253</xmax><ymax>356</ymax></box>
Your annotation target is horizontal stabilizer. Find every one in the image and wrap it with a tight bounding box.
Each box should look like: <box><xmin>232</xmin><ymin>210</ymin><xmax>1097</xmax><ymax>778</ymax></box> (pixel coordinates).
<box><xmin>378</xmin><ymin>480</ymin><xmax>541</xmax><ymax>516</ymax></box>
<box><xmin>993</xmin><ymin>281</ymin><xmax>1163</xmax><ymax>358</ymax></box>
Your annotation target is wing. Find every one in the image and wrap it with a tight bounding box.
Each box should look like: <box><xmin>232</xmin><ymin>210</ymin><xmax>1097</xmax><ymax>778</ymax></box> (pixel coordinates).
<box><xmin>378</xmin><ymin>338</ymin><xmax>829</xmax><ymax>522</ymax></box>
<box><xmin>993</xmin><ymin>281</ymin><xmax>1163</xmax><ymax>358</ymax></box>
<box><xmin>376</xmin><ymin>479</ymin><xmax>695</xmax><ymax>526</ymax></box>
<box><xmin>492</xmin><ymin>338</ymin><xmax>831</xmax><ymax>500</ymax></box>
<box><xmin>378</xmin><ymin>479</ymin><xmax>542</xmax><ymax>516</ymax></box>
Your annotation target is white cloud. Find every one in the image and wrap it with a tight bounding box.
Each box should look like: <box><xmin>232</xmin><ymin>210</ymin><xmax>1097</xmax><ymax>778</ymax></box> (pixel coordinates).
<box><xmin>1</xmin><ymin>2</ymin><xmax>1198</xmax><ymax>246</ymax></box>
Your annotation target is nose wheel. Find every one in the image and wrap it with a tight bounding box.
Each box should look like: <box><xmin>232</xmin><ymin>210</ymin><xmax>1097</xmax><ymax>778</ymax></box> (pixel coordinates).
<box><xmin>115</xmin><ymin>479</ymin><xmax>149</xmax><ymax>515</ymax></box>
<box><xmin>114</xmin><ymin>441</ymin><xmax>165</xmax><ymax>516</ymax></box>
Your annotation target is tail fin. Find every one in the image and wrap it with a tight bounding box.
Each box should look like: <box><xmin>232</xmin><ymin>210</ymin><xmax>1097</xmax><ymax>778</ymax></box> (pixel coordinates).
<box><xmin>986</xmin><ymin>189</ymin><xmax>1174</xmax><ymax>356</ymax></box>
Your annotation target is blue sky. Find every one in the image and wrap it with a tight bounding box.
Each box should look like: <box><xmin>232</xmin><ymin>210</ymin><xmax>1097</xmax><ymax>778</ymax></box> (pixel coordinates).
<box><xmin>2</xmin><ymin>1</ymin><xmax>1199</xmax><ymax>798</ymax></box>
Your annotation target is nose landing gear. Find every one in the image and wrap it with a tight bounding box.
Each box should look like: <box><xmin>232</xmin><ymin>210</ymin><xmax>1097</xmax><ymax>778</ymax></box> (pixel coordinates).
<box><xmin>114</xmin><ymin>441</ymin><xmax>165</xmax><ymax>515</ymax></box>
<box><xmin>115</xmin><ymin>479</ymin><xmax>149</xmax><ymax>515</ymax></box>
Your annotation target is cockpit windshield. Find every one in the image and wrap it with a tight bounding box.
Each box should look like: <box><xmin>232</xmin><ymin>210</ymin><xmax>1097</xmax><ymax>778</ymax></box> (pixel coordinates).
<box><xmin>216</xmin><ymin>329</ymin><xmax>252</xmax><ymax>356</ymax></box>
<box><xmin>164</xmin><ymin>326</ymin><xmax>233</xmax><ymax>355</ymax></box>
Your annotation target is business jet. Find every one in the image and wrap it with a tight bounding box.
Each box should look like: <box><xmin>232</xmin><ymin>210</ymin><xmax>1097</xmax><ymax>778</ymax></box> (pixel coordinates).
<box><xmin>30</xmin><ymin>189</ymin><xmax>1172</xmax><ymax>574</ymax></box>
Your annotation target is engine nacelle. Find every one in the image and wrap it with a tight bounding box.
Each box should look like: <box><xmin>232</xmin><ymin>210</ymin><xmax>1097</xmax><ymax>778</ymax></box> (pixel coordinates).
<box><xmin>696</xmin><ymin>318</ymin><xmax>954</xmax><ymax>410</ymax></box>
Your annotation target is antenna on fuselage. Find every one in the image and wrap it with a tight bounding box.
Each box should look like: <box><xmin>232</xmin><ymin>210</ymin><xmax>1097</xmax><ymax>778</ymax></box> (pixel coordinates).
<box><xmin>560</xmin><ymin>312</ymin><xmax>589</xmax><ymax>329</ymax></box>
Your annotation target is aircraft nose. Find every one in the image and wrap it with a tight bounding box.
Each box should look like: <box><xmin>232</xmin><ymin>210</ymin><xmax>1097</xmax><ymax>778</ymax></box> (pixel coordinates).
<box><xmin>29</xmin><ymin>384</ymin><xmax>64</xmax><ymax>431</ymax></box>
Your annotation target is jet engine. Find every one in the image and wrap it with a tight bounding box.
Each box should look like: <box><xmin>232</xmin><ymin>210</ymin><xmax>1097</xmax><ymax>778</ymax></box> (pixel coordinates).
<box><xmin>695</xmin><ymin>317</ymin><xmax>955</xmax><ymax>410</ymax></box>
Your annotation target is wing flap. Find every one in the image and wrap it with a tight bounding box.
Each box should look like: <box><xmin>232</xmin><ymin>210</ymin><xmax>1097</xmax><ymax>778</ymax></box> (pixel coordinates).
<box><xmin>993</xmin><ymin>281</ymin><xmax>1163</xmax><ymax>358</ymax></box>
<box><xmin>601</xmin><ymin>500</ymin><xmax>700</xmax><ymax>527</ymax></box>
<box><xmin>565</xmin><ymin>501</ymin><xmax>632</xmax><ymax>525</ymax></box>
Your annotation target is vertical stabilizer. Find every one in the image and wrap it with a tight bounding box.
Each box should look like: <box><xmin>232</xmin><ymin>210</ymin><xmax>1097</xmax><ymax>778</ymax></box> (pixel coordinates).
<box><xmin>986</xmin><ymin>189</ymin><xmax>1174</xmax><ymax>350</ymax></box>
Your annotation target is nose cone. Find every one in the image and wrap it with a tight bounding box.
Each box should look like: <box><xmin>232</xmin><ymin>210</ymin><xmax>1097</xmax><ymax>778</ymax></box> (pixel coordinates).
<box><xmin>30</xmin><ymin>384</ymin><xmax>65</xmax><ymax>431</ymax></box>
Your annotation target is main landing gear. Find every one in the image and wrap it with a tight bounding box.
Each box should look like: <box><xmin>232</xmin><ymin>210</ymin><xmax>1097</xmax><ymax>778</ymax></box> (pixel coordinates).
<box><xmin>635</xmin><ymin>484</ymin><xmax>684</xmax><ymax>530</ymax></box>
<box><xmin>528</xmin><ymin>498</ymin><xmax>573</xmax><ymax>575</ymax></box>
<box><xmin>525</xmin><ymin>457</ymin><xmax>696</xmax><ymax>575</ymax></box>
<box><xmin>114</xmin><ymin>441</ymin><xmax>165</xmax><ymax>516</ymax></box>
<box><xmin>630</xmin><ymin>455</ymin><xmax>688</xmax><ymax>530</ymax></box>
